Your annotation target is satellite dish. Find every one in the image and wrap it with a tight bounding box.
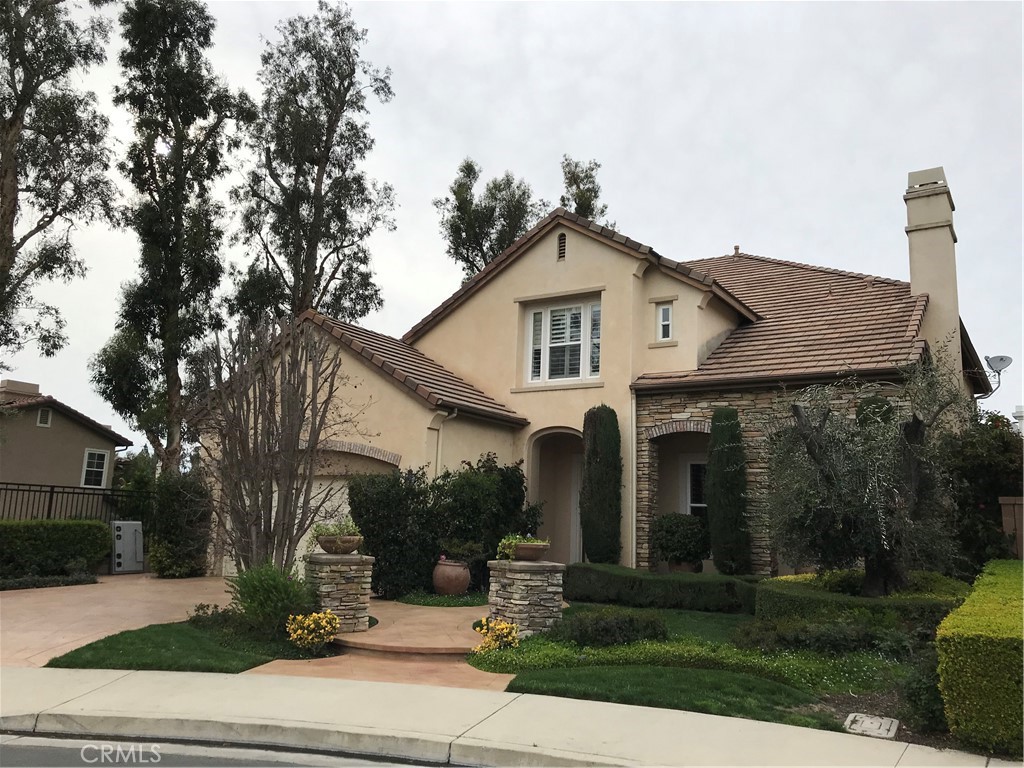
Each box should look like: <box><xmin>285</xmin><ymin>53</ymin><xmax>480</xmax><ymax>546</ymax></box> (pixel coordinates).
<box><xmin>985</xmin><ymin>355</ymin><xmax>1013</xmax><ymax>373</ymax></box>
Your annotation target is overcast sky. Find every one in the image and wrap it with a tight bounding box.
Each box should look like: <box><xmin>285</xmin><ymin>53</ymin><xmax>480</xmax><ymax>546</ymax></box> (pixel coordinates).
<box><xmin>8</xmin><ymin>0</ymin><xmax>1023</xmax><ymax>450</ymax></box>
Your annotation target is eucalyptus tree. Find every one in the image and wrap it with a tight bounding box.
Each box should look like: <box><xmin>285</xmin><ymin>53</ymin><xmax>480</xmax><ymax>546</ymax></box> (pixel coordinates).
<box><xmin>230</xmin><ymin>0</ymin><xmax>395</xmax><ymax>324</ymax></box>
<box><xmin>91</xmin><ymin>0</ymin><xmax>252</xmax><ymax>475</ymax></box>
<box><xmin>559</xmin><ymin>155</ymin><xmax>611</xmax><ymax>225</ymax></box>
<box><xmin>0</xmin><ymin>0</ymin><xmax>115</xmax><ymax>364</ymax></box>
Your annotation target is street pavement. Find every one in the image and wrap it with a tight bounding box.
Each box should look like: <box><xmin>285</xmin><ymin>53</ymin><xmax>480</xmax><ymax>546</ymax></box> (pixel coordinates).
<box><xmin>2</xmin><ymin>667</ymin><xmax>1016</xmax><ymax>767</ymax></box>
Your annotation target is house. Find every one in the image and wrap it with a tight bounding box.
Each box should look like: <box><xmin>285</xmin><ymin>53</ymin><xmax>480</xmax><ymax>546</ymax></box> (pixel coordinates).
<box><xmin>294</xmin><ymin>166</ymin><xmax>989</xmax><ymax>575</ymax></box>
<box><xmin>0</xmin><ymin>380</ymin><xmax>133</xmax><ymax>490</ymax></box>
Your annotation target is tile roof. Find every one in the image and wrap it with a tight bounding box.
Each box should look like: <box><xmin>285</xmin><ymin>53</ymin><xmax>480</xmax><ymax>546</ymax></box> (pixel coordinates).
<box><xmin>403</xmin><ymin>208</ymin><xmax>757</xmax><ymax>344</ymax></box>
<box><xmin>0</xmin><ymin>394</ymin><xmax>133</xmax><ymax>445</ymax></box>
<box><xmin>633</xmin><ymin>252</ymin><xmax>933</xmax><ymax>391</ymax></box>
<box><xmin>301</xmin><ymin>310</ymin><xmax>528</xmax><ymax>427</ymax></box>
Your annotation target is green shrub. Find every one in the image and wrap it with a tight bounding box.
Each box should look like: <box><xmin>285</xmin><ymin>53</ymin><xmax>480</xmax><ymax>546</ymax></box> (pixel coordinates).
<box><xmin>0</xmin><ymin>520</ymin><xmax>110</xmax><ymax>578</ymax></box>
<box><xmin>735</xmin><ymin>610</ymin><xmax>911</xmax><ymax>658</ymax></box>
<box><xmin>705</xmin><ymin>407</ymin><xmax>752</xmax><ymax>574</ymax></box>
<box><xmin>579</xmin><ymin>404</ymin><xmax>622</xmax><ymax>563</ymax></box>
<box><xmin>349</xmin><ymin>468</ymin><xmax>436</xmax><ymax>599</ymax></box>
<box><xmin>0</xmin><ymin>573</ymin><xmax>98</xmax><ymax>591</ymax></box>
<box><xmin>148</xmin><ymin>473</ymin><xmax>213</xmax><ymax>578</ymax></box>
<box><xmin>551</xmin><ymin>606</ymin><xmax>668</xmax><ymax>647</ymax></box>
<box><xmin>227</xmin><ymin>563</ymin><xmax>316</xmax><ymax>636</ymax></box>
<box><xmin>899</xmin><ymin>644</ymin><xmax>947</xmax><ymax>733</ymax></box>
<box><xmin>565</xmin><ymin>563</ymin><xmax>757</xmax><ymax>614</ymax></box>
<box><xmin>937</xmin><ymin>560</ymin><xmax>1023</xmax><ymax>755</ymax></box>
<box><xmin>755</xmin><ymin>574</ymin><xmax>963</xmax><ymax>638</ymax></box>
<box><xmin>651</xmin><ymin>514</ymin><xmax>709</xmax><ymax>565</ymax></box>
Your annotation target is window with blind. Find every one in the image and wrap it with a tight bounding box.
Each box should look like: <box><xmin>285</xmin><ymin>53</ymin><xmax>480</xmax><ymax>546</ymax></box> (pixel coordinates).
<box><xmin>81</xmin><ymin>449</ymin><xmax>108</xmax><ymax>488</ymax></box>
<box><xmin>527</xmin><ymin>301</ymin><xmax>601</xmax><ymax>383</ymax></box>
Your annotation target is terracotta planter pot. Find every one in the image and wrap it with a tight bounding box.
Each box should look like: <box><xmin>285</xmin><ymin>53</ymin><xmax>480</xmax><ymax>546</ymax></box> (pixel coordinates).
<box><xmin>317</xmin><ymin>535</ymin><xmax>363</xmax><ymax>555</ymax></box>
<box><xmin>433</xmin><ymin>560</ymin><xmax>471</xmax><ymax>595</ymax></box>
<box><xmin>513</xmin><ymin>542</ymin><xmax>550</xmax><ymax>561</ymax></box>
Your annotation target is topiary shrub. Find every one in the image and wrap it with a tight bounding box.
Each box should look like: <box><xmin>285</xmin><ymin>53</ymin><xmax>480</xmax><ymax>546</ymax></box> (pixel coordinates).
<box><xmin>349</xmin><ymin>468</ymin><xmax>436</xmax><ymax>599</ymax></box>
<box><xmin>735</xmin><ymin>609</ymin><xmax>911</xmax><ymax>657</ymax></box>
<box><xmin>147</xmin><ymin>472</ymin><xmax>213</xmax><ymax>578</ymax></box>
<box><xmin>705</xmin><ymin>407</ymin><xmax>751</xmax><ymax>575</ymax></box>
<box><xmin>579</xmin><ymin>404</ymin><xmax>622</xmax><ymax>564</ymax></box>
<box><xmin>227</xmin><ymin>562</ymin><xmax>316</xmax><ymax>636</ymax></box>
<box><xmin>0</xmin><ymin>520</ymin><xmax>110</xmax><ymax>578</ymax></box>
<box><xmin>651</xmin><ymin>514</ymin><xmax>710</xmax><ymax>566</ymax></box>
<box><xmin>937</xmin><ymin>560</ymin><xmax>1023</xmax><ymax>756</ymax></box>
<box><xmin>550</xmin><ymin>606</ymin><xmax>668</xmax><ymax>647</ymax></box>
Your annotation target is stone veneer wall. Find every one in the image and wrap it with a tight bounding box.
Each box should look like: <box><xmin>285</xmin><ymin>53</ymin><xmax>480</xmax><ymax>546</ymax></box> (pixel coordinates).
<box><xmin>304</xmin><ymin>553</ymin><xmax>374</xmax><ymax>633</ymax></box>
<box><xmin>635</xmin><ymin>385</ymin><xmax>894</xmax><ymax>574</ymax></box>
<box><xmin>488</xmin><ymin>560</ymin><xmax>566</xmax><ymax>637</ymax></box>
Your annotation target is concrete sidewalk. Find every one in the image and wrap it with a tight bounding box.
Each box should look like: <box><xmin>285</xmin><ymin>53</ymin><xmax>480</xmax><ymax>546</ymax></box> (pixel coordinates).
<box><xmin>0</xmin><ymin>667</ymin><xmax>1014</xmax><ymax>767</ymax></box>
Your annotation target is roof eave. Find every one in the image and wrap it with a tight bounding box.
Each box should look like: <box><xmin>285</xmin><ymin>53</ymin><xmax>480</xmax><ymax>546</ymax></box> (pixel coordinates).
<box><xmin>959</xmin><ymin>320</ymin><xmax>992</xmax><ymax>395</ymax></box>
<box><xmin>630</xmin><ymin>365</ymin><xmax>917</xmax><ymax>394</ymax></box>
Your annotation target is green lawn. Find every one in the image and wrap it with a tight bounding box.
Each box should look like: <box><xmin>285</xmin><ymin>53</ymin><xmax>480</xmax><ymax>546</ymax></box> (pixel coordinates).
<box><xmin>46</xmin><ymin>621</ymin><xmax>334</xmax><ymax>673</ymax></box>
<box><xmin>507</xmin><ymin>665</ymin><xmax>842</xmax><ymax>731</ymax></box>
<box><xmin>397</xmin><ymin>590</ymin><xmax>489</xmax><ymax>607</ymax></box>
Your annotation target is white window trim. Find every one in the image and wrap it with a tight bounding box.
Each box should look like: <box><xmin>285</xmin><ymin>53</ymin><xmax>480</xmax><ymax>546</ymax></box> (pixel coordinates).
<box><xmin>678</xmin><ymin>453</ymin><xmax>707</xmax><ymax>516</ymax></box>
<box><xmin>36</xmin><ymin>408</ymin><xmax>52</xmax><ymax>427</ymax></box>
<box><xmin>656</xmin><ymin>302</ymin><xmax>673</xmax><ymax>341</ymax></box>
<box><xmin>81</xmin><ymin>448</ymin><xmax>110</xmax><ymax>489</ymax></box>
<box><xmin>524</xmin><ymin>299</ymin><xmax>602</xmax><ymax>385</ymax></box>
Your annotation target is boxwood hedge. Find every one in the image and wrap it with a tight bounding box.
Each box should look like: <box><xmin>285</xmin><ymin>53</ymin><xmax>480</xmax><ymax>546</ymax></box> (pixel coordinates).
<box><xmin>0</xmin><ymin>520</ymin><xmax>110</xmax><ymax>579</ymax></box>
<box><xmin>937</xmin><ymin>560</ymin><xmax>1023</xmax><ymax>756</ymax></box>
<box><xmin>755</xmin><ymin>572</ymin><xmax>964</xmax><ymax>636</ymax></box>
<box><xmin>564</xmin><ymin>563</ymin><xmax>760</xmax><ymax>614</ymax></box>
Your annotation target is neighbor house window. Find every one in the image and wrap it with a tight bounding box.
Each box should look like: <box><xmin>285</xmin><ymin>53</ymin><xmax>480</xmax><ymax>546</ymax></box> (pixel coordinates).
<box><xmin>656</xmin><ymin>302</ymin><xmax>672</xmax><ymax>340</ymax></box>
<box><xmin>36</xmin><ymin>408</ymin><xmax>51</xmax><ymax>427</ymax></box>
<box><xmin>527</xmin><ymin>301</ymin><xmax>601</xmax><ymax>383</ymax></box>
<box><xmin>81</xmin><ymin>449</ymin><xmax>108</xmax><ymax>488</ymax></box>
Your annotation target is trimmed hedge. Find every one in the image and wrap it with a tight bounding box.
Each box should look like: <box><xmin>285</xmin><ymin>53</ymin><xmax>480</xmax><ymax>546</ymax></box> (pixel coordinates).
<box><xmin>564</xmin><ymin>563</ymin><xmax>759</xmax><ymax>615</ymax></box>
<box><xmin>755</xmin><ymin>574</ymin><xmax>963</xmax><ymax>636</ymax></box>
<box><xmin>551</xmin><ymin>606</ymin><xmax>669</xmax><ymax>647</ymax></box>
<box><xmin>579</xmin><ymin>405</ymin><xmax>622</xmax><ymax>563</ymax></box>
<box><xmin>0</xmin><ymin>520</ymin><xmax>110</xmax><ymax>579</ymax></box>
<box><xmin>0</xmin><ymin>573</ymin><xmax>99</xmax><ymax>591</ymax></box>
<box><xmin>937</xmin><ymin>560</ymin><xmax>1023</xmax><ymax>755</ymax></box>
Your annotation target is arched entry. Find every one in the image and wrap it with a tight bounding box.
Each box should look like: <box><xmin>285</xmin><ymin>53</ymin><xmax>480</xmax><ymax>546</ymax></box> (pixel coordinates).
<box><xmin>529</xmin><ymin>429</ymin><xmax>584</xmax><ymax>564</ymax></box>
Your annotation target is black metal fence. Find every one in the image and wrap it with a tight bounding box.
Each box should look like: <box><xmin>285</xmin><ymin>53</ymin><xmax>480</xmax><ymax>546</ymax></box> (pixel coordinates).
<box><xmin>0</xmin><ymin>482</ymin><xmax>155</xmax><ymax>526</ymax></box>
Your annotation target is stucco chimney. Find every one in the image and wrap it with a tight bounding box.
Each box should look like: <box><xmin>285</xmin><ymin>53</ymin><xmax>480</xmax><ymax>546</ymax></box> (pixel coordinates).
<box><xmin>0</xmin><ymin>379</ymin><xmax>40</xmax><ymax>401</ymax></box>
<box><xmin>904</xmin><ymin>167</ymin><xmax>962</xmax><ymax>364</ymax></box>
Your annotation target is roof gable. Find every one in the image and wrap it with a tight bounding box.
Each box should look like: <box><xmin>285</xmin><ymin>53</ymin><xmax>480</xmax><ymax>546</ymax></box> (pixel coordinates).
<box><xmin>301</xmin><ymin>310</ymin><xmax>528</xmax><ymax>427</ymax></box>
<box><xmin>403</xmin><ymin>209</ymin><xmax>758</xmax><ymax>344</ymax></box>
<box><xmin>1</xmin><ymin>395</ymin><xmax>133</xmax><ymax>446</ymax></box>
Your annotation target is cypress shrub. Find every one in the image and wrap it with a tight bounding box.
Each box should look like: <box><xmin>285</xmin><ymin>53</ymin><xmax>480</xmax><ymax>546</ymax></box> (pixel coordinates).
<box><xmin>579</xmin><ymin>404</ymin><xmax>622</xmax><ymax>563</ymax></box>
<box><xmin>148</xmin><ymin>472</ymin><xmax>213</xmax><ymax>578</ymax></box>
<box><xmin>705</xmin><ymin>407</ymin><xmax>751</xmax><ymax>575</ymax></box>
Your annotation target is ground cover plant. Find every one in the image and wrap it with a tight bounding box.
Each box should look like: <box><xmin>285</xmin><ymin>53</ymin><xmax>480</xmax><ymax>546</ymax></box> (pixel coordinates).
<box><xmin>397</xmin><ymin>590</ymin><xmax>488</xmax><ymax>607</ymax></box>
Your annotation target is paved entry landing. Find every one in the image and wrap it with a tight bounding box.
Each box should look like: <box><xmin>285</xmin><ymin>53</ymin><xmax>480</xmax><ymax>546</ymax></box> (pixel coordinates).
<box><xmin>245</xmin><ymin>598</ymin><xmax>512</xmax><ymax>691</ymax></box>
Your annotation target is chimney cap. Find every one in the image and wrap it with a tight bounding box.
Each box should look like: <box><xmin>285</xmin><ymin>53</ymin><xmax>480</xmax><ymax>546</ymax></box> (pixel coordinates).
<box><xmin>907</xmin><ymin>167</ymin><xmax>947</xmax><ymax>192</ymax></box>
<box><xmin>0</xmin><ymin>379</ymin><xmax>40</xmax><ymax>396</ymax></box>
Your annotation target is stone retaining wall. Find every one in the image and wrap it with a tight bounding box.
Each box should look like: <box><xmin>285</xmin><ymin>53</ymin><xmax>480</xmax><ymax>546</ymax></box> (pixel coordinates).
<box><xmin>487</xmin><ymin>560</ymin><xmax>565</xmax><ymax>637</ymax></box>
<box><xmin>304</xmin><ymin>553</ymin><xmax>374</xmax><ymax>633</ymax></box>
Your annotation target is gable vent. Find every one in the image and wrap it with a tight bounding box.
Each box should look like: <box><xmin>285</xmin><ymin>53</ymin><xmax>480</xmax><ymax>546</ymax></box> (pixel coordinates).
<box><xmin>37</xmin><ymin>407</ymin><xmax>51</xmax><ymax>427</ymax></box>
<box><xmin>557</xmin><ymin>232</ymin><xmax>566</xmax><ymax>260</ymax></box>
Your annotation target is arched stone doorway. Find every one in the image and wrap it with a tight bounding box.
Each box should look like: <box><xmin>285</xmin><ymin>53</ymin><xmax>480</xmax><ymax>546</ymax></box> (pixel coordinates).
<box><xmin>530</xmin><ymin>429</ymin><xmax>585</xmax><ymax>564</ymax></box>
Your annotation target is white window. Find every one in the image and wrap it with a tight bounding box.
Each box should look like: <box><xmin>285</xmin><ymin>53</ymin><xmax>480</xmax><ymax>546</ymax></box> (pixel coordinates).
<box><xmin>527</xmin><ymin>301</ymin><xmax>601</xmax><ymax>383</ymax></box>
<box><xmin>680</xmin><ymin>458</ymin><xmax>707</xmax><ymax>519</ymax></box>
<box><xmin>81</xmin><ymin>449</ymin><xmax>109</xmax><ymax>488</ymax></box>
<box><xmin>36</xmin><ymin>408</ymin><xmax>52</xmax><ymax>427</ymax></box>
<box><xmin>656</xmin><ymin>302</ymin><xmax>672</xmax><ymax>341</ymax></box>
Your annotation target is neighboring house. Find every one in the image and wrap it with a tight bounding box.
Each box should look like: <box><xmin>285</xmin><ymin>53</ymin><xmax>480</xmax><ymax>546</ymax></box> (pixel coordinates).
<box><xmin>290</xmin><ymin>166</ymin><xmax>989</xmax><ymax>575</ymax></box>
<box><xmin>0</xmin><ymin>380</ymin><xmax>133</xmax><ymax>490</ymax></box>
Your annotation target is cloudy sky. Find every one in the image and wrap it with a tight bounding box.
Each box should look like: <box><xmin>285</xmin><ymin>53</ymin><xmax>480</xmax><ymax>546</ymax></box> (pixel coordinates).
<box><xmin>8</xmin><ymin>0</ymin><xmax>1023</xmax><ymax>450</ymax></box>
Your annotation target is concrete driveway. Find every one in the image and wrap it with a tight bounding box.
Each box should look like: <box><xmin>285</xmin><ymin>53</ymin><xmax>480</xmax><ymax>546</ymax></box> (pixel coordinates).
<box><xmin>0</xmin><ymin>574</ymin><xmax>230</xmax><ymax>667</ymax></box>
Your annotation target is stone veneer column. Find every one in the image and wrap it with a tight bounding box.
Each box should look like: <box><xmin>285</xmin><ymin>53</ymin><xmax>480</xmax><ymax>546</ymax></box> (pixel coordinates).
<box><xmin>487</xmin><ymin>560</ymin><xmax>566</xmax><ymax>637</ymax></box>
<box><xmin>304</xmin><ymin>553</ymin><xmax>374</xmax><ymax>633</ymax></box>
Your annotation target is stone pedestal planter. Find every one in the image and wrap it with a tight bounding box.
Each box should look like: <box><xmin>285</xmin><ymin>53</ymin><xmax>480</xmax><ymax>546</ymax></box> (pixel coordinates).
<box><xmin>487</xmin><ymin>559</ymin><xmax>566</xmax><ymax>637</ymax></box>
<box><xmin>304</xmin><ymin>553</ymin><xmax>374</xmax><ymax>633</ymax></box>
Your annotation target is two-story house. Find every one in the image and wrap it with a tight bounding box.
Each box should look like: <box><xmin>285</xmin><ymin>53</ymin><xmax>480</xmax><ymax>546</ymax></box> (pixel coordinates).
<box><xmin>296</xmin><ymin>166</ymin><xmax>989</xmax><ymax>574</ymax></box>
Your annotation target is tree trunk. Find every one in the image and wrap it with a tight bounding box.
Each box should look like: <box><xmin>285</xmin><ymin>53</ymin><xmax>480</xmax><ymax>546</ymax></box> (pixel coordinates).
<box><xmin>861</xmin><ymin>546</ymin><xmax>909</xmax><ymax>597</ymax></box>
<box><xmin>0</xmin><ymin>117</ymin><xmax>24</xmax><ymax>297</ymax></box>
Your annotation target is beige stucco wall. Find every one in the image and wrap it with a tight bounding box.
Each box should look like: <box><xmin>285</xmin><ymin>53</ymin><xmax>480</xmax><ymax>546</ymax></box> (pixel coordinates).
<box><xmin>0</xmin><ymin>406</ymin><xmax>119</xmax><ymax>487</ymax></box>
<box><xmin>413</xmin><ymin>224</ymin><xmax>744</xmax><ymax>565</ymax></box>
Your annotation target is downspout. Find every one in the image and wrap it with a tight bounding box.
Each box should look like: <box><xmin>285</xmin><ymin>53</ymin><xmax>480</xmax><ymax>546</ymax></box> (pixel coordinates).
<box><xmin>431</xmin><ymin>409</ymin><xmax>459</xmax><ymax>478</ymax></box>
<box><xmin>628</xmin><ymin>389</ymin><xmax>637</xmax><ymax>569</ymax></box>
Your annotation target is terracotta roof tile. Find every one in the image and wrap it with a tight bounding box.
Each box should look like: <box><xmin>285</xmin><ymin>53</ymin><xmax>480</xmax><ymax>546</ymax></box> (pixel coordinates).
<box><xmin>633</xmin><ymin>252</ymin><xmax>930</xmax><ymax>391</ymax></box>
<box><xmin>300</xmin><ymin>311</ymin><xmax>528</xmax><ymax>427</ymax></box>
